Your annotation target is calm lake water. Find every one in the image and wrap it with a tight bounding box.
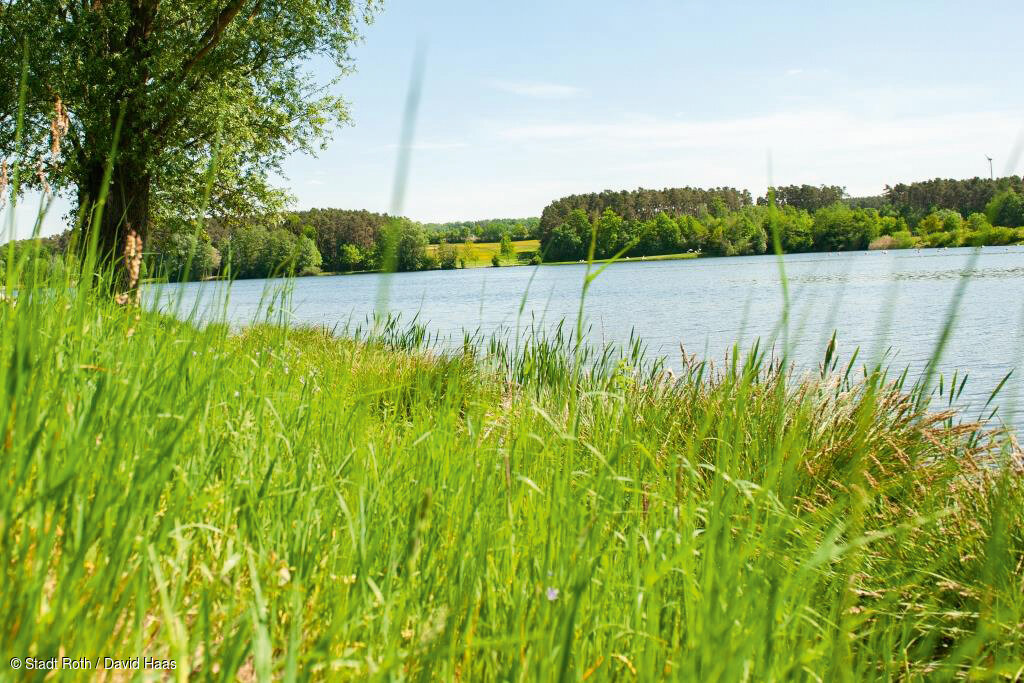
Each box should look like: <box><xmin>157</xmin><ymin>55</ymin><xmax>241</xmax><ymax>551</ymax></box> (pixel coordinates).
<box><xmin>157</xmin><ymin>246</ymin><xmax>1024</xmax><ymax>431</ymax></box>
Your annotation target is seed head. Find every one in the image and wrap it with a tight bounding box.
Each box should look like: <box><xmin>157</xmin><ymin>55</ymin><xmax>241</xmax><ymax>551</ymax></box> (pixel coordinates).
<box><xmin>50</xmin><ymin>97</ymin><xmax>70</xmax><ymax>160</ymax></box>
<box><xmin>117</xmin><ymin>228</ymin><xmax>144</xmax><ymax>305</ymax></box>
<box><xmin>35</xmin><ymin>159</ymin><xmax>52</xmax><ymax>197</ymax></box>
<box><xmin>0</xmin><ymin>160</ymin><xmax>8</xmax><ymax>209</ymax></box>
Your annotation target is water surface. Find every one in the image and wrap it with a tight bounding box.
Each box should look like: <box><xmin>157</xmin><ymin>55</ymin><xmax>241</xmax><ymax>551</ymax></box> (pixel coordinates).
<box><xmin>157</xmin><ymin>246</ymin><xmax>1024</xmax><ymax>430</ymax></box>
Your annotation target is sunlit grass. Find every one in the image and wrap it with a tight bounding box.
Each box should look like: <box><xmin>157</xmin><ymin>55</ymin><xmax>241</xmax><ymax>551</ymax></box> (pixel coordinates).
<box><xmin>1</xmin><ymin>254</ymin><xmax>1022</xmax><ymax>679</ymax></box>
<box><xmin>425</xmin><ymin>239</ymin><xmax>539</xmax><ymax>267</ymax></box>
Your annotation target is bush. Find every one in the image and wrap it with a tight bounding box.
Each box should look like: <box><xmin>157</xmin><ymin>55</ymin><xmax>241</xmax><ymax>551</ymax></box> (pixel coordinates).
<box><xmin>530</xmin><ymin>254</ymin><xmax>542</xmax><ymax>266</ymax></box>
<box><xmin>985</xmin><ymin>189</ymin><xmax>1024</xmax><ymax>228</ymax></box>
<box><xmin>491</xmin><ymin>254</ymin><xmax>501</xmax><ymax>267</ymax></box>
<box><xmin>922</xmin><ymin>231</ymin><xmax>958</xmax><ymax>248</ymax></box>
<box><xmin>437</xmin><ymin>241</ymin><xmax>458</xmax><ymax>270</ymax></box>
<box><xmin>891</xmin><ymin>230</ymin><xmax>917</xmax><ymax>249</ymax></box>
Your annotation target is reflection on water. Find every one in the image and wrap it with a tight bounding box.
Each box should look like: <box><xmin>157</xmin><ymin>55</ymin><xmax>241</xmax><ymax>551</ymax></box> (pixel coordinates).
<box><xmin>153</xmin><ymin>246</ymin><xmax>1024</xmax><ymax>430</ymax></box>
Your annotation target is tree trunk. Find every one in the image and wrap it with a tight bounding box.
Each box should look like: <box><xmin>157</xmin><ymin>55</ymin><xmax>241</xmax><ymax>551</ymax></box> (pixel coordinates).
<box><xmin>78</xmin><ymin>156</ymin><xmax>151</xmax><ymax>285</ymax></box>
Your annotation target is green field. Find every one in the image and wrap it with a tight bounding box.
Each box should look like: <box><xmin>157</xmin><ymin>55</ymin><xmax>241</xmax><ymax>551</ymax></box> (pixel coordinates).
<box><xmin>2</xmin><ymin>248</ymin><xmax>1023</xmax><ymax>679</ymax></box>
<box><xmin>426</xmin><ymin>239</ymin><xmax>540</xmax><ymax>267</ymax></box>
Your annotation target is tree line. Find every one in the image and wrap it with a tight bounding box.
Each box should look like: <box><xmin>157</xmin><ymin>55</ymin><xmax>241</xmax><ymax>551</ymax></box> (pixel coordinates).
<box><xmin>7</xmin><ymin>177</ymin><xmax>1022</xmax><ymax>283</ymax></box>
<box><xmin>422</xmin><ymin>217</ymin><xmax>539</xmax><ymax>244</ymax></box>
<box><xmin>538</xmin><ymin>181</ymin><xmax>1024</xmax><ymax>262</ymax></box>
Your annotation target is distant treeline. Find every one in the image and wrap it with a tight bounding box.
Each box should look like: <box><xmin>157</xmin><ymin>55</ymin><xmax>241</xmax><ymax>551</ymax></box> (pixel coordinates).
<box><xmin>147</xmin><ymin>210</ymin><xmax>538</xmax><ymax>280</ymax></box>
<box><xmin>539</xmin><ymin>186</ymin><xmax>752</xmax><ymax>243</ymax></box>
<box><xmin>538</xmin><ymin>179</ymin><xmax>1024</xmax><ymax>261</ymax></box>
<box><xmin>7</xmin><ymin>176</ymin><xmax>1023</xmax><ymax>282</ymax></box>
<box><xmin>422</xmin><ymin>217</ymin><xmax>540</xmax><ymax>244</ymax></box>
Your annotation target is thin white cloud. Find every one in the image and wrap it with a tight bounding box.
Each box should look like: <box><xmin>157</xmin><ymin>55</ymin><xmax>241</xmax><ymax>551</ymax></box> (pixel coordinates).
<box><xmin>785</xmin><ymin>68</ymin><xmax>804</xmax><ymax>77</ymax></box>
<box><xmin>381</xmin><ymin>141</ymin><xmax>469</xmax><ymax>151</ymax></box>
<box><xmin>496</xmin><ymin>109</ymin><xmax>1021</xmax><ymax>156</ymax></box>
<box><xmin>486</xmin><ymin>80</ymin><xmax>584</xmax><ymax>99</ymax></box>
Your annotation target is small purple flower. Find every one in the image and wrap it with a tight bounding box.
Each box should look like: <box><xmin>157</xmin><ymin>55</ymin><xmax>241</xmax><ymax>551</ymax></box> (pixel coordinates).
<box><xmin>546</xmin><ymin>587</ymin><xmax>559</xmax><ymax>601</ymax></box>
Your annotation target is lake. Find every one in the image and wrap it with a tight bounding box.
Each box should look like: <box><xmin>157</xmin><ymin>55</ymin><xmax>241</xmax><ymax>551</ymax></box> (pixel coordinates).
<box><xmin>157</xmin><ymin>246</ymin><xmax>1024</xmax><ymax>431</ymax></box>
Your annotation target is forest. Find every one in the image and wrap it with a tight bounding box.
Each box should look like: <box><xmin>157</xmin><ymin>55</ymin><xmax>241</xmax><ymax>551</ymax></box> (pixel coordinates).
<box><xmin>537</xmin><ymin>179</ymin><xmax>1024</xmax><ymax>262</ymax></box>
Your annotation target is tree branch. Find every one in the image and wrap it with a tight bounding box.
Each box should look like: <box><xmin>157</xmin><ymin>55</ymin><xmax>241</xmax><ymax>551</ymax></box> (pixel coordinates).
<box><xmin>179</xmin><ymin>0</ymin><xmax>248</xmax><ymax>76</ymax></box>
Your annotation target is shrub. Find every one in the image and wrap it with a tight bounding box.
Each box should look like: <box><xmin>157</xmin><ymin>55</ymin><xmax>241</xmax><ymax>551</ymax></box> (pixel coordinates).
<box><xmin>437</xmin><ymin>241</ymin><xmax>458</xmax><ymax>270</ymax></box>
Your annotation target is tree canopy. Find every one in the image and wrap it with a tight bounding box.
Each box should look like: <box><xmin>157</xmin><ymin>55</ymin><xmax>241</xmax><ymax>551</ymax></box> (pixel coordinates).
<box><xmin>0</xmin><ymin>0</ymin><xmax>378</xmax><ymax>264</ymax></box>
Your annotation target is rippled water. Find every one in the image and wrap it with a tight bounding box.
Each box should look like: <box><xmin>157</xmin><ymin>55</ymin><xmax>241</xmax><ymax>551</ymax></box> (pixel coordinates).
<box><xmin>156</xmin><ymin>246</ymin><xmax>1024</xmax><ymax>430</ymax></box>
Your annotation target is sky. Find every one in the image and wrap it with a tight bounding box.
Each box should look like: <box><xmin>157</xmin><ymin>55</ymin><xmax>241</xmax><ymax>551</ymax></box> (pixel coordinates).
<box><xmin>12</xmin><ymin>0</ymin><xmax>1024</xmax><ymax>237</ymax></box>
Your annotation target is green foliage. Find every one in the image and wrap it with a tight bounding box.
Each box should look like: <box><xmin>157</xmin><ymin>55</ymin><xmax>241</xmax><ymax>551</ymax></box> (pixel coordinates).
<box><xmin>546</xmin><ymin>219</ymin><xmax>586</xmax><ymax>261</ymax></box>
<box><xmin>296</xmin><ymin>235</ymin><xmax>322</xmax><ymax>275</ymax></box>
<box><xmin>594</xmin><ymin>209</ymin><xmax>626</xmax><ymax>258</ymax></box>
<box><xmin>985</xmin><ymin>189</ymin><xmax>1024</xmax><ymax>227</ymax></box>
<box><xmin>812</xmin><ymin>204</ymin><xmax>880</xmax><ymax>251</ymax></box>
<box><xmin>761</xmin><ymin>184</ymin><xmax>846</xmax><ymax>211</ymax></box>
<box><xmin>917</xmin><ymin>210</ymin><xmax>963</xmax><ymax>236</ymax></box>
<box><xmin>490</xmin><ymin>253</ymin><xmax>500</xmax><ymax>267</ymax></box>
<box><xmin>437</xmin><ymin>241</ymin><xmax>459</xmax><ymax>270</ymax></box>
<box><xmin>777</xmin><ymin>206</ymin><xmax>814</xmax><ymax>252</ymax></box>
<box><xmin>339</xmin><ymin>243</ymin><xmax>365</xmax><ymax>272</ymax></box>
<box><xmin>222</xmin><ymin>222</ymin><xmax>322</xmax><ymax>279</ymax></box>
<box><xmin>423</xmin><ymin>217</ymin><xmax>540</xmax><ymax>244</ymax></box>
<box><xmin>966</xmin><ymin>212</ymin><xmax>992</xmax><ymax>232</ymax></box>
<box><xmin>891</xmin><ymin>230</ymin><xmax>918</xmax><ymax>248</ymax></box>
<box><xmin>377</xmin><ymin>219</ymin><xmax>430</xmax><ymax>272</ymax></box>
<box><xmin>499</xmin><ymin>233</ymin><xmax>515</xmax><ymax>259</ymax></box>
<box><xmin>0</xmin><ymin>1</ymin><xmax>379</xmax><ymax>256</ymax></box>
<box><xmin>885</xmin><ymin>176</ymin><xmax>1024</xmax><ymax>224</ymax></box>
<box><xmin>963</xmin><ymin>226</ymin><xmax>1018</xmax><ymax>247</ymax></box>
<box><xmin>157</xmin><ymin>230</ymin><xmax>220</xmax><ymax>282</ymax></box>
<box><xmin>539</xmin><ymin>186</ymin><xmax>752</xmax><ymax>243</ymax></box>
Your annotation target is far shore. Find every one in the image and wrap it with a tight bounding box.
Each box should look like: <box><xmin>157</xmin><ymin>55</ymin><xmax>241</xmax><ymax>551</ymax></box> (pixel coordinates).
<box><xmin>184</xmin><ymin>242</ymin><xmax>1021</xmax><ymax>283</ymax></box>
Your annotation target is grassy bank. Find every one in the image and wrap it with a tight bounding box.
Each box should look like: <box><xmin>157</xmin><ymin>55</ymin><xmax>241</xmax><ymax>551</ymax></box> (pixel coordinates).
<box><xmin>1</xmin><ymin>264</ymin><xmax>1022</xmax><ymax>680</ymax></box>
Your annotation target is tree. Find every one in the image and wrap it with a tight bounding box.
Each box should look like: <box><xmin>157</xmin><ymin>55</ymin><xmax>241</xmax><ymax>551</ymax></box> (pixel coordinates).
<box><xmin>295</xmin><ymin>235</ymin><xmax>323</xmax><ymax>275</ymax></box>
<box><xmin>546</xmin><ymin>223</ymin><xmax>584</xmax><ymax>261</ymax></box>
<box><xmin>158</xmin><ymin>230</ymin><xmax>219</xmax><ymax>281</ymax></box>
<box><xmin>339</xmin><ymin>244</ymin><xmax>364</xmax><ymax>272</ymax></box>
<box><xmin>381</xmin><ymin>220</ymin><xmax>428</xmax><ymax>272</ymax></box>
<box><xmin>499</xmin><ymin>232</ymin><xmax>515</xmax><ymax>260</ymax></box>
<box><xmin>985</xmin><ymin>189</ymin><xmax>1024</xmax><ymax>227</ymax></box>
<box><xmin>437</xmin><ymin>241</ymin><xmax>458</xmax><ymax>270</ymax></box>
<box><xmin>595</xmin><ymin>209</ymin><xmax>625</xmax><ymax>258</ymax></box>
<box><xmin>0</xmin><ymin>1</ymin><xmax>378</xmax><ymax>274</ymax></box>
<box><xmin>762</xmin><ymin>184</ymin><xmax>846</xmax><ymax>211</ymax></box>
<box><xmin>776</xmin><ymin>207</ymin><xmax>813</xmax><ymax>253</ymax></box>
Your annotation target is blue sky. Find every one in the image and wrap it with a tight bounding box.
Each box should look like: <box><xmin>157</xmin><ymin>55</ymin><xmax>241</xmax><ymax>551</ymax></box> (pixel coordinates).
<box><xmin>14</xmin><ymin>0</ymin><xmax>1024</xmax><ymax>236</ymax></box>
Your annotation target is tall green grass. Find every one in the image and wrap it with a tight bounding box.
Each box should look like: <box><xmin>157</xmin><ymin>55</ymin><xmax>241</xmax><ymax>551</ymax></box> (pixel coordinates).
<box><xmin>1</xmin><ymin>225</ymin><xmax>1022</xmax><ymax>680</ymax></box>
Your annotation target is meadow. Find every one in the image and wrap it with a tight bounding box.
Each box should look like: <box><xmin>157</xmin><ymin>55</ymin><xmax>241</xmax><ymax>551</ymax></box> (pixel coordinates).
<box><xmin>425</xmin><ymin>239</ymin><xmax>540</xmax><ymax>268</ymax></box>
<box><xmin>2</xmin><ymin>241</ymin><xmax>1023</xmax><ymax>680</ymax></box>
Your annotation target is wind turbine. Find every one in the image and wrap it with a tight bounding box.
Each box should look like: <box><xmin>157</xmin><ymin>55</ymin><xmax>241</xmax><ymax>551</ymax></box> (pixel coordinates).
<box><xmin>985</xmin><ymin>155</ymin><xmax>994</xmax><ymax>180</ymax></box>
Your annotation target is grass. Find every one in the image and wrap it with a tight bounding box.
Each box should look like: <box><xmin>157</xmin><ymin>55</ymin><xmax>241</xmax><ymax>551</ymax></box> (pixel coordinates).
<box><xmin>1</xmin><ymin>247</ymin><xmax>1023</xmax><ymax>680</ymax></box>
<box><xmin>426</xmin><ymin>239</ymin><xmax>540</xmax><ymax>267</ymax></box>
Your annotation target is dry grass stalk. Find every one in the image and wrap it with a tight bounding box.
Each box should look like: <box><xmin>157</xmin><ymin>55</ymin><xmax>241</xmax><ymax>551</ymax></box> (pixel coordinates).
<box><xmin>115</xmin><ymin>228</ymin><xmax>144</xmax><ymax>306</ymax></box>
<box><xmin>0</xmin><ymin>159</ymin><xmax>8</xmax><ymax>209</ymax></box>
<box><xmin>34</xmin><ymin>158</ymin><xmax>51</xmax><ymax>197</ymax></box>
<box><xmin>50</xmin><ymin>96</ymin><xmax>70</xmax><ymax>160</ymax></box>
